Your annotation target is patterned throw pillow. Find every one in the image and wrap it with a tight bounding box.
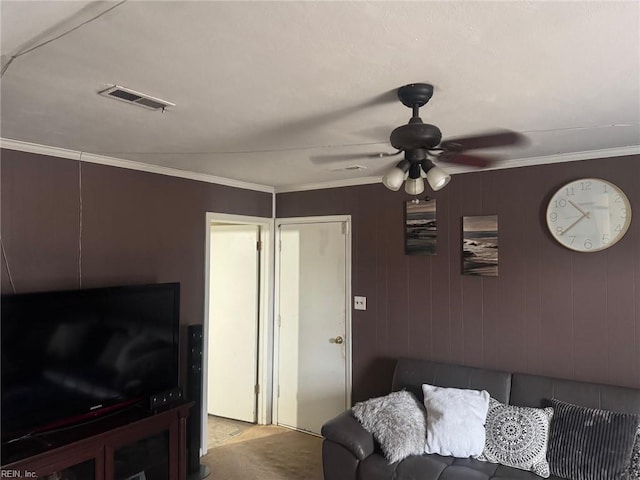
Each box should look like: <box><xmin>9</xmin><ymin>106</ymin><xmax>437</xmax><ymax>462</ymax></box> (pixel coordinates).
<box><xmin>626</xmin><ymin>428</ymin><xmax>640</xmax><ymax>479</ymax></box>
<box><xmin>351</xmin><ymin>390</ymin><xmax>427</xmax><ymax>464</ymax></box>
<box><xmin>478</xmin><ymin>398</ymin><xmax>553</xmax><ymax>477</ymax></box>
<box><xmin>548</xmin><ymin>399</ymin><xmax>640</xmax><ymax>480</ymax></box>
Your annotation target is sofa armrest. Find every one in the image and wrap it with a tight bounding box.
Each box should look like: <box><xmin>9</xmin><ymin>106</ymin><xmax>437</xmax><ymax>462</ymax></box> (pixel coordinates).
<box><xmin>321</xmin><ymin>410</ymin><xmax>375</xmax><ymax>460</ymax></box>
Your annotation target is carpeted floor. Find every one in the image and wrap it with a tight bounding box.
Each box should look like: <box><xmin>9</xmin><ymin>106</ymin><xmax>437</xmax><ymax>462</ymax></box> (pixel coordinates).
<box><xmin>202</xmin><ymin>416</ymin><xmax>324</xmax><ymax>480</ymax></box>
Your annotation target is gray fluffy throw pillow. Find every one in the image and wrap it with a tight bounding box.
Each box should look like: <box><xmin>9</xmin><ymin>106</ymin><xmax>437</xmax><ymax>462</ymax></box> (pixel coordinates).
<box><xmin>352</xmin><ymin>390</ymin><xmax>426</xmax><ymax>464</ymax></box>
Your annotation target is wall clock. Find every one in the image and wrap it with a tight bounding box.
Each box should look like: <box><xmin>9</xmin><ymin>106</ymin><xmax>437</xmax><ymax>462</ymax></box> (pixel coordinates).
<box><xmin>546</xmin><ymin>178</ymin><xmax>632</xmax><ymax>252</ymax></box>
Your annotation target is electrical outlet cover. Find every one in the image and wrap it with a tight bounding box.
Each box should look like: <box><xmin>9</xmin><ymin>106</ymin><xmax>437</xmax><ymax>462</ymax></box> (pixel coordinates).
<box><xmin>354</xmin><ymin>296</ymin><xmax>366</xmax><ymax>310</ymax></box>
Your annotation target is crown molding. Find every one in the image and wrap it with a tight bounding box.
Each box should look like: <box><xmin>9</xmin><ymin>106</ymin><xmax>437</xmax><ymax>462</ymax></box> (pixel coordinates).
<box><xmin>0</xmin><ymin>138</ymin><xmax>275</xmax><ymax>194</ymax></box>
<box><xmin>0</xmin><ymin>139</ymin><xmax>83</xmax><ymax>161</ymax></box>
<box><xmin>3</xmin><ymin>137</ymin><xmax>637</xmax><ymax>195</ymax></box>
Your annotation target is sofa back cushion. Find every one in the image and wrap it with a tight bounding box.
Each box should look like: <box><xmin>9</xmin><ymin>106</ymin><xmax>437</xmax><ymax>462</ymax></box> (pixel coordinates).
<box><xmin>510</xmin><ymin>373</ymin><xmax>640</xmax><ymax>415</ymax></box>
<box><xmin>391</xmin><ymin>358</ymin><xmax>511</xmax><ymax>404</ymax></box>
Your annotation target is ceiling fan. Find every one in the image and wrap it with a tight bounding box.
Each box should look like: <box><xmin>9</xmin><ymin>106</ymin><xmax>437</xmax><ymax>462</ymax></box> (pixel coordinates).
<box><xmin>351</xmin><ymin>83</ymin><xmax>525</xmax><ymax>195</ymax></box>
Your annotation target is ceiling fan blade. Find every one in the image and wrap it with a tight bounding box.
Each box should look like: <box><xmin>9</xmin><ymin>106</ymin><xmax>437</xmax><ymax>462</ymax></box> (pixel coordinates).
<box><xmin>352</xmin><ymin>125</ymin><xmax>394</xmax><ymax>141</ymax></box>
<box><xmin>437</xmin><ymin>152</ymin><xmax>496</xmax><ymax>168</ymax></box>
<box><xmin>440</xmin><ymin>130</ymin><xmax>525</xmax><ymax>152</ymax></box>
<box><xmin>363</xmin><ymin>88</ymin><xmax>401</xmax><ymax>107</ymax></box>
<box><xmin>310</xmin><ymin>153</ymin><xmax>372</xmax><ymax>164</ymax></box>
<box><xmin>310</xmin><ymin>151</ymin><xmax>401</xmax><ymax>164</ymax></box>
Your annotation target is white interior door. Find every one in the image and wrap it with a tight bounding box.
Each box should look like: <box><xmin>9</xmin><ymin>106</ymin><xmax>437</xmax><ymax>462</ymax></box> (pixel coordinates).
<box><xmin>277</xmin><ymin>220</ymin><xmax>350</xmax><ymax>434</ymax></box>
<box><xmin>208</xmin><ymin>224</ymin><xmax>260</xmax><ymax>422</ymax></box>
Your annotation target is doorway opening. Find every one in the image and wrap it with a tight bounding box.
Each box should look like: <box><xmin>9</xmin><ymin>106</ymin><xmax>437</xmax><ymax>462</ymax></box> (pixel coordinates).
<box><xmin>202</xmin><ymin>212</ymin><xmax>274</xmax><ymax>454</ymax></box>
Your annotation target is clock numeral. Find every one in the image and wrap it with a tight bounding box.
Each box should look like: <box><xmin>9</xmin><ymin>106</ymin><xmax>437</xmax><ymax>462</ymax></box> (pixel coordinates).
<box><xmin>603</xmin><ymin>184</ymin><xmax>609</xmax><ymax>193</ymax></box>
<box><xmin>620</xmin><ymin>208</ymin><xmax>627</xmax><ymax>218</ymax></box>
<box><xmin>580</xmin><ymin>181</ymin><xmax>592</xmax><ymax>191</ymax></box>
<box><xmin>602</xmin><ymin>234</ymin><xmax>610</xmax><ymax>244</ymax></box>
<box><xmin>568</xmin><ymin>236</ymin><xmax>576</xmax><ymax>246</ymax></box>
<box><xmin>615</xmin><ymin>194</ymin><xmax>622</xmax><ymax>203</ymax></box>
<box><xmin>614</xmin><ymin>224</ymin><xmax>622</xmax><ymax>232</ymax></box>
<box><xmin>555</xmin><ymin>226</ymin><xmax>563</xmax><ymax>235</ymax></box>
<box><xmin>549</xmin><ymin>212</ymin><xmax>558</xmax><ymax>222</ymax></box>
<box><xmin>565</xmin><ymin>187</ymin><xmax>575</xmax><ymax>196</ymax></box>
<box><xmin>555</xmin><ymin>199</ymin><xmax>567</xmax><ymax>208</ymax></box>
<box><xmin>584</xmin><ymin>239</ymin><xmax>593</xmax><ymax>250</ymax></box>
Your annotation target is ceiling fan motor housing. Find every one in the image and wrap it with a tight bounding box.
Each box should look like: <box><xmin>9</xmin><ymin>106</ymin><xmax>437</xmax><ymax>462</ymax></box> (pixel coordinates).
<box><xmin>390</xmin><ymin>122</ymin><xmax>442</xmax><ymax>150</ymax></box>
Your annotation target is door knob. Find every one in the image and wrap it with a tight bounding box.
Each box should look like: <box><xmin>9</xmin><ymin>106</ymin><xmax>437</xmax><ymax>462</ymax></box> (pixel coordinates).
<box><xmin>333</xmin><ymin>336</ymin><xmax>344</xmax><ymax>344</ymax></box>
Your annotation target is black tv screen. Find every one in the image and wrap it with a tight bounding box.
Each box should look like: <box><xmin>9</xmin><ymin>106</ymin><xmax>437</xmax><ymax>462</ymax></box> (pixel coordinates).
<box><xmin>1</xmin><ymin>282</ymin><xmax>180</xmax><ymax>443</ymax></box>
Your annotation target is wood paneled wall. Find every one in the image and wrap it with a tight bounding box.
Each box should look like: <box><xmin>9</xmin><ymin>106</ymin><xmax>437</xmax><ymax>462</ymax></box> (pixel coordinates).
<box><xmin>3</xmin><ymin>149</ymin><xmax>638</xmax><ymax>404</ymax></box>
<box><xmin>1</xmin><ymin>149</ymin><xmax>272</xmax><ymax>382</ymax></box>
<box><xmin>276</xmin><ymin>155</ymin><xmax>640</xmax><ymax>402</ymax></box>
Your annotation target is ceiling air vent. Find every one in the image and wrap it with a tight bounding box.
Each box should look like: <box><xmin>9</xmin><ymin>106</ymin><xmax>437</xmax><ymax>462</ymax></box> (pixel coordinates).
<box><xmin>98</xmin><ymin>85</ymin><xmax>175</xmax><ymax>111</ymax></box>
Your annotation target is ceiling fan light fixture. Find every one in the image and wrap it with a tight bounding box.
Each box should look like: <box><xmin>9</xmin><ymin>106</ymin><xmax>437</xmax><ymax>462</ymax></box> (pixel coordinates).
<box><xmin>378</xmin><ymin>84</ymin><xmax>518</xmax><ymax>196</ymax></box>
<box><xmin>422</xmin><ymin>159</ymin><xmax>451</xmax><ymax>191</ymax></box>
<box><xmin>427</xmin><ymin>168</ymin><xmax>451</xmax><ymax>191</ymax></box>
<box><xmin>382</xmin><ymin>160</ymin><xmax>410</xmax><ymax>191</ymax></box>
<box><xmin>405</xmin><ymin>177</ymin><xmax>425</xmax><ymax>195</ymax></box>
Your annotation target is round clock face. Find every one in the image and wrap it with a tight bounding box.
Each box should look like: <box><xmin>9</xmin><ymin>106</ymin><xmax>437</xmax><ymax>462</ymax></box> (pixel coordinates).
<box><xmin>546</xmin><ymin>178</ymin><xmax>632</xmax><ymax>252</ymax></box>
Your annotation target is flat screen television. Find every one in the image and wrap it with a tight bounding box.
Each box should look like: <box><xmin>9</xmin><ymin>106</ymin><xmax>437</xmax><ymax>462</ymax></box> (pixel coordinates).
<box><xmin>1</xmin><ymin>282</ymin><xmax>180</xmax><ymax>445</ymax></box>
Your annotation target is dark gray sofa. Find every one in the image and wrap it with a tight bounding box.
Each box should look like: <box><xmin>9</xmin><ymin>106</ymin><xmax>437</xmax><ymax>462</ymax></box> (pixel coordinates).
<box><xmin>321</xmin><ymin>357</ymin><xmax>640</xmax><ymax>480</ymax></box>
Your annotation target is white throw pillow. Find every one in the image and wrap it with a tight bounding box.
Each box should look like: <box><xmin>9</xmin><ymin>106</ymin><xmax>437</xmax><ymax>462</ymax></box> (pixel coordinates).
<box><xmin>422</xmin><ymin>383</ymin><xmax>490</xmax><ymax>457</ymax></box>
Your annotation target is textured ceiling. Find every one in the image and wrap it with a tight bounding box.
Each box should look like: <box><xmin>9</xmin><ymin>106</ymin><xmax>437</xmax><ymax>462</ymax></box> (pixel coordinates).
<box><xmin>1</xmin><ymin>1</ymin><xmax>639</xmax><ymax>191</ymax></box>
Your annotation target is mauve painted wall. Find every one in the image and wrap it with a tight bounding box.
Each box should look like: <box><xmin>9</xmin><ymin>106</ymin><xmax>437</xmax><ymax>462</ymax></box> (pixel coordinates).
<box><xmin>277</xmin><ymin>155</ymin><xmax>640</xmax><ymax>402</ymax></box>
<box><xmin>0</xmin><ymin>149</ymin><xmax>272</xmax><ymax>382</ymax></box>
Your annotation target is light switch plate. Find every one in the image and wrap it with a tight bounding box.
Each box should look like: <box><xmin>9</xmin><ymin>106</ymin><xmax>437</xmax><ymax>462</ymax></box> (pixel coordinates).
<box><xmin>354</xmin><ymin>296</ymin><xmax>366</xmax><ymax>311</ymax></box>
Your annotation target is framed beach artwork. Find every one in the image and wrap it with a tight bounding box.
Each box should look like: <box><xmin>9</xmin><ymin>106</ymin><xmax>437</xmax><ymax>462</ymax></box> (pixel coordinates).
<box><xmin>405</xmin><ymin>198</ymin><xmax>437</xmax><ymax>255</ymax></box>
<box><xmin>462</xmin><ymin>215</ymin><xmax>498</xmax><ymax>276</ymax></box>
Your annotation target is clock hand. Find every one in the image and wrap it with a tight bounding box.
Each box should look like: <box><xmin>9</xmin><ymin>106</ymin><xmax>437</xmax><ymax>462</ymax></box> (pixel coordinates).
<box><xmin>568</xmin><ymin>200</ymin><xmax>591</xmax><ymax>219</ymax></box>
<box><xmin>560</xmin><ymin>211</ymin><xmax>589</xmax><ymax>236</ymax></box>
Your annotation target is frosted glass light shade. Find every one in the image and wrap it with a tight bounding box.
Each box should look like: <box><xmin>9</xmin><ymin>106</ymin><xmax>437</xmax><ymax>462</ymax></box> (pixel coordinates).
<box><xmin>382</xmin><ymin>167</ymin><xmax>406</xmax><ymax>191</ymax></box>
<box><xmin>426</xmin><ymin>166</ymin><xmax>451</xmax><ymax>191</ymax></box>
<box><xmin>405</xmin><ymin>177</ymin><xmax>425</xmax><ymax>195</ymax></box>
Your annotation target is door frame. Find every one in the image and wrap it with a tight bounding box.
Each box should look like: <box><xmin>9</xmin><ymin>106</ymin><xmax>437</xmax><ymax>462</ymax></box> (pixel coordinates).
<box><xmin>273</xmin><ymin>215</ymin><xmax>353</xmax><ymax>429</ymax></box>
<box><xmin>202</xmin><ymin>212</ymin><xmax>275</xmax><ymax>454</ymax></box>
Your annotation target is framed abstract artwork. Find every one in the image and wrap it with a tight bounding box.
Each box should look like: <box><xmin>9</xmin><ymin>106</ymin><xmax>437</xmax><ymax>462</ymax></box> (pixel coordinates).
<box><xmin>405</xmin><ymin>198</ymin><xmax>437</xmax><ymax>255</ymax></box>
<box><xmin>462</xmin><ymin>215</ymin><xmax>498</xmax><ymax>276</ymax></box>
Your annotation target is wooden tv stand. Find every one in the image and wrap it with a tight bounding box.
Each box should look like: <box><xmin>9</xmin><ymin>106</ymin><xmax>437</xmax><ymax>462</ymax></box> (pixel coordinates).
<box><xmin>1</xmin><ymin>402</ymin><xmax>192</xmax><ymax>480</ymax></box>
